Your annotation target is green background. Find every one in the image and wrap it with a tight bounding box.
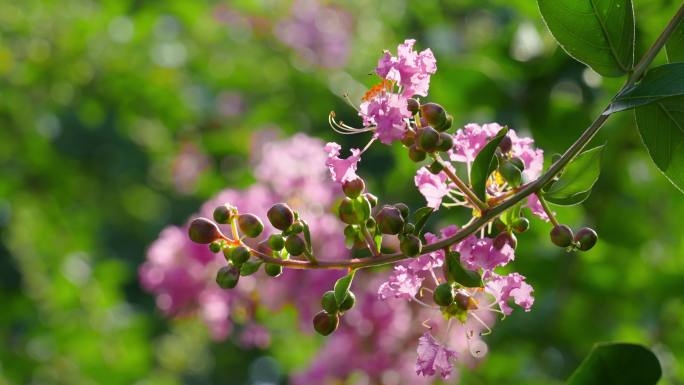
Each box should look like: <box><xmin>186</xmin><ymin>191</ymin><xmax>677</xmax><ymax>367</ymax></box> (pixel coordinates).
<box><xmin>1</xmin><ymin>0</ymin><xmax>683</xmax><ymax>384</ymax></box>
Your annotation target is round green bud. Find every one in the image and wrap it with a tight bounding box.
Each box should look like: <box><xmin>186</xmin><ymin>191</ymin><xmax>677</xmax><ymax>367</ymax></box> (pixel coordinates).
<box><xmin>420</xmin><ymin>103</ymin><xmax>447</xmax><ymax>128</ymax></box>
<box><xmin>212</xmin><ymin>204</ymin><xmax>233</xmax><ymax>224</ymax></box>
<box><xmin>237</xmin><ymin>214</ymin><xmax>264</xmax><ymax>238</ymax></box>
<box><xmin>493</xmin><ymin>232</ymin><xmax>517</xmax><ymax>250</ymax></box>
<box><xmin>321</xmin><ymin>291</ymin><xmax>338</xmax><ymax>314</ymax></box>
<box><xmin>285</xmin><ymin>234</ymin><xmax>306</xmax><ymax>256</ymax></box>
<box><xmin>353</xmin><ymin>196</ymin><xmax>372</xmax><ymax>222</ymax></box>
<box><xmin>239</xmin><ymin>260</ymin><xmax>262</xmax><ymax>276</ymax></box>
<box><xmin>400</xmin><ymin>234</ymin><xmax>422</xmax><ymax>257</ymax></box>
<box><xmin>408</xmin><ymin>144</ymin><xmax>427</xmax><ymax>162</ymax></box>
<box><xmin>222</xmin><ymin>245</ymin><xmax>234</xmax><ymax>261</ymax></box>
<box><xmin>267</xmin><ymin>203</ymin><xmax>295</xmax><ymax>231</ymax></box>
<box><xmin>393</xmin><ymin>203</ymin><xmax>409</xmax><ymax>220</ymax></box>
<box><xmin>338</xmin><ymin>197</ymin><xmax>358</xmax><ymax>225</ymax></box>
<box><xmin>288</xmin><ymin>221</ymin><xmax>304</xmax><ymax>234</ymax></box>
<box><xmin>342</xmin><ymin>178</ymin><xmax>365</xmax><ymax>199</ymax></box>
<box><xmin>574</xmin><ymin>227</ymin><xmax>598</xmax><ymax>251</ymax></box>
<box><xmin>209</xmin><ymin>240</ymin><xmax>224</xmax><ymax>253</ymax></box>
<box><xmin>427</xmin><ymin>159</ymin><xmax>444</xmax><ymax>174</ymax></box>
<box><xmin>511</xmin><ymin>217</ymin><xmax>530</xmax><ymax>233</ymax></box>
<box><xmin>188</xmin><ymin>218</ymin><xmax>223</xmax><ymax>244</ymax></box>
<box><xmin>500</xmin><ymin>161</ymin><xmax>523</xmax><ymax>187</ymax></box>
<box><xmin>375</xmin><ymin>205</ymin><xmax>405</xmax><ymax>235</ymax></box>
<box><xmin>364</xmin><ymin>193</ymin><xmax>378</xmax><ymax>208</ymax></box>
<box><xmin>418</xmin><ymin>126</ymin><xmax>441</xmax><ymax>153</ymax></box>
<box><xmin>403</xmin><ymin>222</ymin><xmax>415</xmax><ymax>234</ymax></box>
<box><xmin>550</xmin><ymin>224</ymin><xmax>574</xmax><ymax>248</ymax></box>
<box><xmin>433</xmin><ymin>283</ymin><xmax>454</xmax><ymax>307</ymax></box>
<box><xmin>216</xmin><ymin>265</ymin><xmax>240</xmax><ymax>289</ymax></box>
<box><xmin>264</xmin><ymin>263</ymin><xmax>283</xmax><ymax>277</ymax></box>
<box><xmin>435</xmin><ymin>114</ymin><xmax>453</xmax><ymax>132</ymax></box>
<box><xmin>339</xmin><ymin>291</ymin><xmax>356</xmax><ymax>312</ymax></box>
<box><xmin>498</xmin><ymin>135</ymin><xmax>512</xmax><ymax>153</ymax></box>
<box><xmin>407</xmin><ymin>98</ymin><xmax>420</xmax><ymax>115</ymax></box>
<box><xmin>230</xmin><ymin>246</ymin><xmax>251</xmax><ymax>266</ymax></box>
<box><xmin>313</xmin><ymin>311</ymin><xmax>339</xmax><ymax>336</ymax></box>
<box><xmin>268</xmin><ymin>234</ymin><xmax>285</xmax><ymax>251</ymax></box>
<box><xmin>436</xmin><ymin>132</ymin><xmax>454</xmax><ymax>152</ymax></box>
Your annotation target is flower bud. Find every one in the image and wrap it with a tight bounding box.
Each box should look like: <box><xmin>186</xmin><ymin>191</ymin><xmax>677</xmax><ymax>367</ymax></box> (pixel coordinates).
<box><xmin>230</xmin><ymin>246</ymin><xmax>251</xmax><ymax>266</ymax></box>
<box><xmin>433</xmin><ymin>282</ymin><xmax>454</xmax><ymax>307</ymax></box>
<box><xmin>237</xmin><ymin>213</ymin><xmax>264</xmax><ymax>238</ymax></box>
<box><xmin>339</xmin><ymin>291</ymin><xmax>356</xmax><ymax>312</ymax></box>
<box><xmin>267</xmin><ymin>203</ymin><xmax>294</xmax><ymax>231</ymax></box>
<box><xmin>209</xmin><ymin>240</ymin><xmax>224</xmax><ymax>253</ymax></box>
<box><xmin>420</xmin><ymin>103</ymin><xmax>447</xmax><ymax>128</ymax></box>
<box><xmin>354</xmin><ymin>196</ymin><xmax>372</xmax><ymax>222</ymax></box>
<box><xmin>401</xmin><ymin>133</ymin><xmax>415</xmax><ymax>147</ymax></box>
<box><xmin>213</xmin><ymin>204</ymin><xmax>233</xmax><ymax>224</ymax></box>
<box><xmin>338</xmin><ymin>197</ymin><xmax>358</xmax><ymax>224</ymax></box>
<box><xmin>342</xmin><ymin>178</ymin><xmax>365</xmax><ymax>199</ymax></box>
<box><xmin>455</xmin><ymin>292</ymin><xmax>478</xmax><ymax>310</ymax></box>
<box><xmin>188</xmin><ymin>218</ymin><xmax>223</xmax><ymax>244</ymax></box>
<box><xmin>364</xmin><ymin>193</ymin><xmax>378</xmax><ymax>208</ymax></box>
<box><xmin>500</xmin><ymin>160</ymin><xmax>522</xmax><ymax>187</ymax></box>
<box><xmin>393</xmin><ymin>203</ymin><xmax>409</xmax><ymax>219</ymax></box>
<box><xmin>264</xmin><ymin>263</ymin><xmax>283</xmax><ymax>277</ymax></box>
<box><xmin>498</xmin><ymin>135</ymin><xmax>512</xmax><ymax>153</ymax></box>
<box><xmin>240</xmin><ymin>260</ymin><xmax>262</xmax><ymax>276</ymax></box>
<box><xmin>435</xmin><ymin>115</ymin><xmax>453</xmax><ymax>132</ymax></box>
<box><xmin>511</xmin><ymin>217</ymin><xmax>530</xmax><ymax>233</ymax></box>
<box><xmin>216</xmin><ymin>265</ymin><xmax>240</xmax><ymax>289</ymax></box>
<box><xmin>403</xmin><ymin>222</ymin><xmax>415</xmax><ymax>234</ymax></box>
<box><xmin>550</xmin><ymin>224</ymin><xmax>574</xmax><ymax>248</ymax></box>
<box><xmin>400</xmin><ymin>234</ymin><xmax>422</xmax><ymax>257</ymax></box>
<box><xmin>436</xmin><ymin>132</ymin><xmax>454</xmax><ymax>152</ymax></box>
<box><xmin>285</xmin><ymin>234</ymin><xmax>306</xmax><ymax>256</ymax></box>
<box><xmin>313</xmin><ymin>311</ymin><xmax>339</xmax><ymax>336</ymax></box>
<box><xmin>418</xmin><ymin>126</ymin><xmax>440</xmax><ymax>153</ymax></box>
<box><xmin>268</xmin><ymin>234</ymin><xmax>285</xmax><ymax>251</ymax></box>
<box><xmin>375</xmin><ymin>205</ymin><xmax>405</xmax><ymax>235</ymax></box>
<box><xmin>288</xmin><ymin>221</ymin><xmax>304</xmax><ymax>234</ymax></box>
<box><xmin>366</xmin><ymin>217</ymin><xmax>376</xmax><ymax>229</ymax></box>
<box><xmin>428</xmin><ymin>159</ymin><xmax>444</xmax><ymax>174</ymax></box>
<box><xmin>407</xmin><ymin>98</ymin><xmax>420</xmax><ymax>115</ymax></box>
<box><xmin>493</xmin><ymin>232</ymin><xmax>517</xmax><ymax>250</ymax></box>
<box><xmin>408</xmin><ymin>144</ymin><xmax>427</xmax><ymax>162</ymax></box>
<box><xmin>321</xmin><ymin>291</ymin><xmax>338</xmax><ymax>314</ymax></box>
<box><xmin>574</xmin><ymin>227</ymin><xmax>598</xmax><ymax>251</ymax></box>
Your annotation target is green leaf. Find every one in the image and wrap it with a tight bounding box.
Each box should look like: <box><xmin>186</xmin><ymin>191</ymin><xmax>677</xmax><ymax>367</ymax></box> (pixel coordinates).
<box><xmin>545</xmin><ymin>189</ymin><xmax>592</xmax><ymax>206</ymax></box>
<box><xmin>608</xmin><ymin>63</ymin><xmax>684</xmax><ymax>113</ymax></box>
<box><xmin>333</xmin><ymin>270</ymin><xmax>356</xmax><ymax>304</ymax></box>
<box><xmin>566</xmin><ymin>343</ymin><xmax>661</xmax><ymax>385</ymax></box>
<box><xmin>544</xmin><ymin>145</ymin><xmax>604</xmax><ymax>201</ymax></box>
<box><xmin>501</xmin><ymin>202</ymin><xmax>523</xmax><ymax>227</ymax></box>
<box><xmin>634</xmin><ymin>96</ymin><xmax>684</xmax><ymax>193</ymax></box>
<box><xmin>301</xmin><ymin>219</ymin><xmax>313</xmax><ymax>254</ymax></box>
<box><xmin>374</xmin><ymin>233</ymin><xmax>382</xmax><ymax>254</ymax></box>
<box><xmin>470</xmin><ymin>127</ymin><xmax>508</xmax><ymax>201</ymax></box>
<box><xmin>412</xmin><ymin>207</ymin><xmax>434</xmax><ymax>235</ymax></box>
<box><xmin>445</xmin><ymin>252</ymin><xmax>481</xmax><ymax>288</ymax></box>
<box><xmin>537</xmin><ymin>0</ymin><xmax>634</xmax><ymax>77</ymax></box>
<box><xmin>666</xmin><ymin>18</ymin><xmax>684</xmax><ymax>63</ymax></box>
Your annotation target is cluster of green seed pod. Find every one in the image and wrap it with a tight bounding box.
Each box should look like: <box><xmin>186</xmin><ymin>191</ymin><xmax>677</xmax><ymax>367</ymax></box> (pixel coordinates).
<box><xmin>401</xmin><ymin>101</ymin><xmax>455</xmax><ymax>171</ymax></box>
<box><xmin>313</xmin><ymin>289</ymin><xmax>357</xmax><ymax>336</ymax></box>
<box><xmin>550</xmin><ymin>225</ymin><xmax>598</xmax><ymax>251</ymax></box>
<box><xmin>338</xmin><ymin>177</ymin><xmax>381</xmax><ymax>249</ymax></box>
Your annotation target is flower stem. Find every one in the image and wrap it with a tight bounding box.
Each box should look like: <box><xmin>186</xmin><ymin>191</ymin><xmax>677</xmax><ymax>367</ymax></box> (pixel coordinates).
<box><xmin>249</xmin><ymin>4</ymin><xmax>684</xmax><ymax>271</ymax></box>
<box><xmin>432</xmin><ymin>154</ymin><xmax>489</xmax><ymax>213</ymax></box>
<box><xmin>537</xmin><ymin>194</ymin><xmax>560</xmax><ymax>227</ymax></box>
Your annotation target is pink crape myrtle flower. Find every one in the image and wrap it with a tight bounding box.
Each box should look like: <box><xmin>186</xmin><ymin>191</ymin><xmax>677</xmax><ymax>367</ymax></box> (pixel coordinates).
<box><xmin>415</xmin><ymin>167</ymin><xmax>452</xmax><ymax>209</ymax></box>
<box><xmin>456</xmin><ymin>233</ymin><xmax>516</xmax><ymax>272</ymax></box>
<box><xmin>324</xmin><ymin>142</ymin><xmax>361</xmax><ymax>183</ymax></box>
<box><xmin>376</xmin><ymin>39</ymin><xmax>437</xmax><ymax>97</ymax></box>
<box><xmin>485</xmin><ymin>272</ymin><xmax>535</xmax><ymax>316</ymax></box>
<box><xmin>416</xmin><ymin>332</ymin><xmax>458</xmax><ymax>379</ymax></box>
<box><xmin>359</xmin><ymin>92</ymin><xmax>412</xmax><ymax>144</ymax></box>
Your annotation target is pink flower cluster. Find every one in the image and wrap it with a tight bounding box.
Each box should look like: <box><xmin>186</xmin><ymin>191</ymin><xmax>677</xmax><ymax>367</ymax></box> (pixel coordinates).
<box><xmin>140</xmin><ymin>133</ymin><xmax>347</xmax><ymax>341</ymax></box>
<box><xmin>359</xmin><ymin>39</ymin><xmax>437</xmax><ymax>144</ymax></box>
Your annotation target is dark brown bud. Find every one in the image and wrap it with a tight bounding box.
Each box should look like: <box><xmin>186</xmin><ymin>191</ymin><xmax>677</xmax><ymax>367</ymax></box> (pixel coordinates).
<box><xmin>342</xmin><ymin>178</ymin><xmax>365</xmax><ymax>199</ymax></box>
<box><xmin>550</xmin><ymin>224</ymin><xmax>574</xmax><ymax>248</ymax></box>
<box><xmin>237</xmin><ymin>213</ymin><xmax>264</xmax><ymax>238</ymax></box>
<box><xmin>188</xmin><ymin>218</ymin><xmax>223</xmax><ymax>244</ymax></box>
<box><xmin>375</xmin><ymin>205</ymin><xmax>405</xmax><ymax>235</ymax></box>
<box><xmin>574</xmin><ymin>227</ymin><xmax>598</xmax><ymax>251</ymax></box>
<box><xmin>267</xmin><ymin>203</ymin><xmax>295</xmax><ymax>231</ymax></box>
<box><xmin>313</xmin><ymin>311</ymin><xmax>339</xmax><ymax>336</ymax></box>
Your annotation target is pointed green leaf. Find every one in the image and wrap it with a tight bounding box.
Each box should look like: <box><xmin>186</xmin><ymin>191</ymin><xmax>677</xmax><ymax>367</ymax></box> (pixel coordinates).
<box><xmin>566</xmin><ymin>343</ymin><xmax>661</xmax><ymax>385</ymax></box>
<box><xmin>635</xmin><ymin>96</ymin><xmax>684</xmax><ymax>193</ymax></box>
<box><xmin>412</xmin><ymin>206</ymin><xmax>434</xmax><ymax>235</ymax></box>
<box><xmin>537</xmin><ymin>0</ymin><xmax>634</xmax><ymax>77</ymax></box>
<box><xmin>545</xmin><ymin>189</ymin><xmax>592</xmax><ymax>206</ymax></box>
<box><xmin>666</xmin><ymin>18</ymin><xmax>684</xmax><ymax>63</ymax></box>
<box><xmin>334</xmin><ymin>270</ymin><xmax>356</xmax><ymax>304</ymax></box>
<box><xmin>445</xmin><ymin>252</ymin><xmax>481</xmax><ymax>288</ymax></box>
<box><xmin>544</xmin><ymin>145</ymin><xmax>604</xmax><ymax>201</ymax></box>
<box><xmin>301</xmin><ymin>219</ymin><xmax>313</xmax><ymax>254</ymax></box>
<box><xmin>607</xmin><ymin>63</ymin><xmax>684</xmax><ymax>113</ymax></box>
<box><xmin>470</xmin><ymin>127</ymin><xmax>508</xmax><ymax>201</ymax></box>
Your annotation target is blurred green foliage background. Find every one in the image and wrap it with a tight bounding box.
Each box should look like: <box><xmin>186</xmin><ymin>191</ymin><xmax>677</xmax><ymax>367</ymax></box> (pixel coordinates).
<box><xmin>1</xmin><ymin>0</ymin><xmax>683</xmax><ymax>384</ymax></box>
